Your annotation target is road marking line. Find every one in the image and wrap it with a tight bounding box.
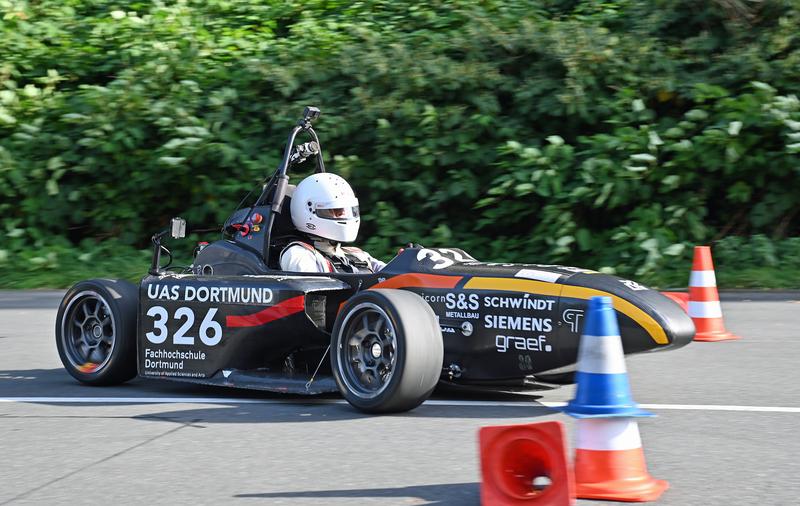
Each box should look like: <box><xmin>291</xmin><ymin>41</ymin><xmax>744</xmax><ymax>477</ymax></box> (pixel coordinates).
<box><xmin>0</xmin><ymin>397</ymin><xmax>303</xmax><ymax>404</ymax></box>
<box><xmin>0</xmin><ymin>397</ymin><xmax>799</xmax><ymax>413</ymax></box>
<box><xmin>637</xmin><ymin>403</ymin><xmax>800</xmax><ymax>413</ymax></box>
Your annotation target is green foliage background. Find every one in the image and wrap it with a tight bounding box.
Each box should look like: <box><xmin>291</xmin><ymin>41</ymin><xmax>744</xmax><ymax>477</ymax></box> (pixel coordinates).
<box><xmin>1</xmin><ymin>0</ymin><xmax>799</xmax><ymax>288</ymax></box>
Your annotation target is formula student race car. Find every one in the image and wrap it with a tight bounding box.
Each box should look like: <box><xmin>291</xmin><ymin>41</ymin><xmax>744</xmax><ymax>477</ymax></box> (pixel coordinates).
<box><xmin>55</xmin><ymin>107</ymin><xmax>695</xmax><ymax>413</ymax></box>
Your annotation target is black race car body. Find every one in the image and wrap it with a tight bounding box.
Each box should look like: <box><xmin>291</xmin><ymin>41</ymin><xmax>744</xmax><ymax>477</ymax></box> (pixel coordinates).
<box><xmin>56</xmin><ymin>107</ymin><xmax>694</xmax><ymax>412</ymax></box>
<box><xmin>138</xmin><ymin>245</ymin><xmax>693</xmax><ymax>393</ymax></box>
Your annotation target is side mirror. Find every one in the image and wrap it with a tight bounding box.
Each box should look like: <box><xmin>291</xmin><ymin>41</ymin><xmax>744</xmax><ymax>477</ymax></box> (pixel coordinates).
<box><xmin>170</xmin><ymin>217</ymin><xmax>186</xmax><ymax>239</ymax></box>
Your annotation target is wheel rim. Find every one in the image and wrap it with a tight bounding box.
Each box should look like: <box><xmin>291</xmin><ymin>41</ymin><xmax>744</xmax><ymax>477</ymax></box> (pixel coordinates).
<box><xmin>336</xmin><ymin>302</ymin><xmax>398</xmax><ymax>399</ymax></box>
<box><xmin>61</xmin><ymin>291</ymin><xmax>116</xmax><ymax>374</ymax></box>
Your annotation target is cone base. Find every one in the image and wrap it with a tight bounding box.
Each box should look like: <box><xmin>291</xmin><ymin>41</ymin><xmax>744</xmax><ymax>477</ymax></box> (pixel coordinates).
<box><xmin>574</xmin><ymin>446</ymin><xmax>668</xmax><ymax>502</ymax></box>
<box><xmin>576</xmin><ymin>477</ymin><xmax>669</xmax><ymax>502</ymax></box>
<box><xmin>694</xmin><ymin>330</ymin><xmax>741</xmax><ymax>342</ymax></box>
<box><xmin>563</xmin><ymin>406</ymin><xmax>654</xmax><ymax>419</ymax></box>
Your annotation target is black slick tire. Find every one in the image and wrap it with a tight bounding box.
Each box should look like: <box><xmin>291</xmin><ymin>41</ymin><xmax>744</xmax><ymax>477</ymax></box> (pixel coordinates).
<box><xmin>331</xmin><ymin>288</ymin><xmax>444</xmax><ymax>413</ymax></box>
<box><xmin>55</xmin><ymin>279</ymin><xmax>139</xmax><ymax>386</ymax></box>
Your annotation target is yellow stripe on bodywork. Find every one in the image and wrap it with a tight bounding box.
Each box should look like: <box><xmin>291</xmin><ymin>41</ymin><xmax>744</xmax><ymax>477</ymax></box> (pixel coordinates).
<box><xmin>463</xmin><ymin>277</ymin><xmax>668</xmax><ymax>345</ymax></box>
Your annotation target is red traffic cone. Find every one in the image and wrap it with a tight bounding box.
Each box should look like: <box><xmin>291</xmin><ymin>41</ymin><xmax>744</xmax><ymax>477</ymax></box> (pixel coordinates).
<box><xmin>688</xmin><ymin>246</ymin><xmax>741</xmax><ymax>342</ymax></box>
<box><xmin>573</xmin><ymin>418</ymin><xmax>668</xmax><ymax>502</ymax></box>
<box><xmin>479</xmin><ymin>421</ymin><xmax>574</xmax><ymax>505</ymax></box>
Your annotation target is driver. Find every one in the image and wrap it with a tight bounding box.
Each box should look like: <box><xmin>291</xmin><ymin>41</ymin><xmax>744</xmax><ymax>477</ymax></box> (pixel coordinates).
<box><xmin>280</xmin><ymin>173</ymin><xmax>386</xmax><ymax>273</ymax></box>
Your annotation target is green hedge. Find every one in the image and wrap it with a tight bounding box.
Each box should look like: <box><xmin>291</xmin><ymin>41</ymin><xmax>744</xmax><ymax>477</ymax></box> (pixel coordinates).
<box><xmin>1</xmin><ymin>0</ymin><xmax>798</xmax><ymax>286</ymax></box>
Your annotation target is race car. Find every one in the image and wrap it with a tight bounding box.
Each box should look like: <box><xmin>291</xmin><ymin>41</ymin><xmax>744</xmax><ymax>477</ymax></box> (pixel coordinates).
<box><xmin>55</xmin><ymin>107</ymin><xmax>695</xmax><ymax>413</ymax></box>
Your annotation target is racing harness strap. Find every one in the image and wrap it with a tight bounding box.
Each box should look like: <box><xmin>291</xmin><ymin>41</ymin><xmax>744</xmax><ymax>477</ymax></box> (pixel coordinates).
<box><xmin>281</xmin><ymin>241</ymin><xmax>372</xmax><ymax>273</ymax></box>
<box><xmin>285</xmin><ymin>241</ymin><xmax>334</xmax><ymax>272</ymax></box>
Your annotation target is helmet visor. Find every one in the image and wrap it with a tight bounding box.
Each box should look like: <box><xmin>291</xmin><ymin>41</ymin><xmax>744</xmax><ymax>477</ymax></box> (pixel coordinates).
<box><xmin>315</xmin><ymin>206</ymin><xmax>360</xmax><ymax>220</ymax></box>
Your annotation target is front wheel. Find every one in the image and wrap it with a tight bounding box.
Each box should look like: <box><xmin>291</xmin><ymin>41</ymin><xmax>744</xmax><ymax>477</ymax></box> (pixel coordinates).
<box><xmin>55</xmin><ymin>279</ymin><xmax>139</xmax><ymax>386</ymax></box>
<box><xmin>331</xmin><ymin>289</ymin><xmax>444</xmax><ymax>413</ymax></box>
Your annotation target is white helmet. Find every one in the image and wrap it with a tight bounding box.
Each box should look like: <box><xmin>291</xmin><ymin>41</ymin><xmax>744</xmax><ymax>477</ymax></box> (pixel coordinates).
<box><xmin>290</xmin><ymin>173</ymin><xmax>360</xmax><ymax>242</ymax></box>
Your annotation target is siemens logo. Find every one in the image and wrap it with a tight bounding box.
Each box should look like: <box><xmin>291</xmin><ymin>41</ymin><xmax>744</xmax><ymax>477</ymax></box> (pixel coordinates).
<box><xmin>484</xmin><ymin>315</ymin><xmax>553</xmax><ymax>333</ymax></box>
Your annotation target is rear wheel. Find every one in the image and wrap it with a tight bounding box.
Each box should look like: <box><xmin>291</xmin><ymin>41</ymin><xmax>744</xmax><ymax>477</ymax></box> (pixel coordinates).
<box><xmin>55</xmin><ymin>279</ymin><xmax>138</xmax><ymax>385</ymax></box>
<box><xmin>331</xmin><ymin>289</ymin><xmax>443</xmax><ymax>413</ymax></box>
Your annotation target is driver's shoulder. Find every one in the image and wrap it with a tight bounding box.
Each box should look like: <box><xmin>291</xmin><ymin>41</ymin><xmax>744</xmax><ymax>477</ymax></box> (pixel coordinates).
<box><xmin>279</xmin><ymin>241</ymin><xmax>320</xmax><ymax>263</ymax></box>
<box><xmin>283</xmin><ymin>240</ymin><xmax>316</xmax><ymax>253</ymax></box>
<box><xmin>279</xmin><ymin>242</ymin><xmax>332</xmax><ymax>272</ymax></box>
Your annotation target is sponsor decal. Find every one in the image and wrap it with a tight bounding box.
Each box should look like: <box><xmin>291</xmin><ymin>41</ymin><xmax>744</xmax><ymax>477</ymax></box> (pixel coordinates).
<box><xmin>423</xmin><ymin>292</ymin><xmax>479</xmax><ymax>310</ymax></box>
<box><xmin>483</xmin><ymin>295</ymin><xmax>555</xmax><ymax>311</ymax></box>
<box><xmin>145</xmin><ymin>307</ymin><xmax>222</xmax><ymax>346</ymax></box>
<box><xmin>141</xmin><ymin>306</ymin><xmax>221</xmax><ymax>375</ymax></box>
<box><xmin>447</xmin><ymin>293</ymin><xmax>479</xmax><ymax>310</ymax></box>
<box><xmin>141</xmin><ymin>285</ymin><xmax>302</xmax><ymax>377</ymax></box>
<box><xmin>461</xmin><ymin>321</ymin><xmax>474</xmax><ymax>336</ymax></box>
<box><xmin>422</xmin><ymin>294</ymin><xmax>448</xmax><ymax>304</ymax></box>
<box><xmin>484</xmin><ymin>315</ymin><xmax>553</xmax><ymax>333</ymax></box>
<box><xmin>306</xmin><ymin>223</ymin><xmax>316</xmax><ymax>230</ymax></box>
<box><xmin>464</xmin><ymin>276</ymin><xmax>668</xmax><ymax>344</ymax></box>
<box><xmin>417</xmin><ymin>249</ymin><xmax>454</xmax><ymax>270</ymax></box>
<box><xmin>440</xmin><ymin>326</ymin><xmax>456</xmax><ymax>334</ymax></box>
<box><xmin>445</xmin><ymin>310</ymin><xmax>479</xmax><ymax>319</ymax></box>
<box><xmin>143</xmin><ymin>348</ymin><xmax>207</xmax><ymax>371</ymax></box>
<box><xmin>514</xmin><ymin>269</ymin><xmax>563</xmax><ymax>283</ymax></box>
<box><xmin>531</xmin><ymin>264</ymin><xmax>596</xmax><ymax>274</ymax></box>
<box><xmin>518</xmin><ymin>354</ymin><xmax>534</xmax><ymax>371</ymax></box>
<box><xmin>146</xmin><ymin>284</ymin><xmax>274</xmax><ymax>305</ymax></box>
<box><xmin>496</xmin><ymin>334</ymin><xmax>552</xmax><ymax>353</ymax></box>
<box><xmin>416</xmin><ymin>248</ymin><xmax>474</xmax><ymax>270</ymax></box>
<box><xmin>423</xmin><ymin>293</ymin><xmax>481</xmax><ymax>319</ymax></box>
<box><xmin>619</xmin><ymin>279</ymin><xmax>648</xmax><ymax>291</ymax></box>
<box><xmin>562</xmin><ymin>308</ymin><xmax>584</xmax><ymax>333</ymax></box>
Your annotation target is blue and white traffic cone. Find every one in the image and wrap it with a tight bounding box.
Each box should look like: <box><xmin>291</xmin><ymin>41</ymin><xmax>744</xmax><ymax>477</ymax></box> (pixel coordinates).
<box><xmin>562</xmin><ymin>296</ymin><xmax>653</xmax><ymax>418</ymax></box>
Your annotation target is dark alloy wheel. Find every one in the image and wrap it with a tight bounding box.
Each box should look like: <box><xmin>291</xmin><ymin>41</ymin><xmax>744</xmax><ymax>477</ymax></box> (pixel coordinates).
<box><xmin>56</xmin><ymin>279</ymin><xmax>138</xmax><ymax>385</ymax></box>
<box><xmin>331</xmin><ymin>289</ymin><xmax>443</xmax><ymax>413</ymax></box>
<box><xmin>337</xmin><ymin>302</ymin><xmax>398</xmax><ymax>398</ymax></box>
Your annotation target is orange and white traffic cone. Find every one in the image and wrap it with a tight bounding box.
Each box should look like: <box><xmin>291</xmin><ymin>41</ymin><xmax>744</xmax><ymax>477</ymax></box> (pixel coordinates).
<box><xmin>688</xmin><ymin>246</ymin><xmax>741</xmax><ymax>342</ymax></box>
<box><xmin>573</xmin><ymin>418</ymin><xmax>668</xmax><ymax>502</ymax></box>
<box><xmin>660</xmin><ymin>291</ymin><xmax>688</xmax><ymax>313</ymax></box>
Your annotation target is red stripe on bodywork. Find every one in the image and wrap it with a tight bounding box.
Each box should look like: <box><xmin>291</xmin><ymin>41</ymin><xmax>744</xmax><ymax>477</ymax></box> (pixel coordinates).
<box><xmin>370</xmin><ymin>273</ymin><xmax>462</xmax><ymax>290</ymax></box>
<box><xmin>226</xmin><ymin>295</ymin><xmax>305</xmax><ymax>328</ymax></box>
<box><xmin>336</xmin><ymin>273</ymin><xmax>463</xmax><ymax>315</ymax></box>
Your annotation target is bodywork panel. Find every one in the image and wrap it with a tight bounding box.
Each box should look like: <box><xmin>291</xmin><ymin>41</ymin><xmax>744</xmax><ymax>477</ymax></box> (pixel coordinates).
<box><xmin>134</xmin><ymin>245</ymin><xmax>693</xmax><ymax>391</ymax></box>
<box><xmin>362</xmin><ymin>248</ymin><xmax>694</xmax><ymax>382</ymax></box>
<box><xmin>137</xmin><ymin>274</ymin><xmax>351</xmax><ymax>380</ymax></box>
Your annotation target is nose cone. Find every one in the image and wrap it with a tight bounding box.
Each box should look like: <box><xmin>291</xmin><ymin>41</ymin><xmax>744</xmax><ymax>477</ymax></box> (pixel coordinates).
<box><xmin>564</xmin><ymin>274</ymin><xmax>695</xmax><ymax>353</ymax></box>
<box><xmin>648</xmin><ymin>293</ymin><xmax>695</xmax><ymax>350</ymax></box>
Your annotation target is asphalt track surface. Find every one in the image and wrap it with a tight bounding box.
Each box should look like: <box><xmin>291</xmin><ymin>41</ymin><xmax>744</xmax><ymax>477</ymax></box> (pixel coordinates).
<box><xmin>1</xmin><ymin>290</ymin><xmax>798</xmax><ymax>505</ymax></box>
